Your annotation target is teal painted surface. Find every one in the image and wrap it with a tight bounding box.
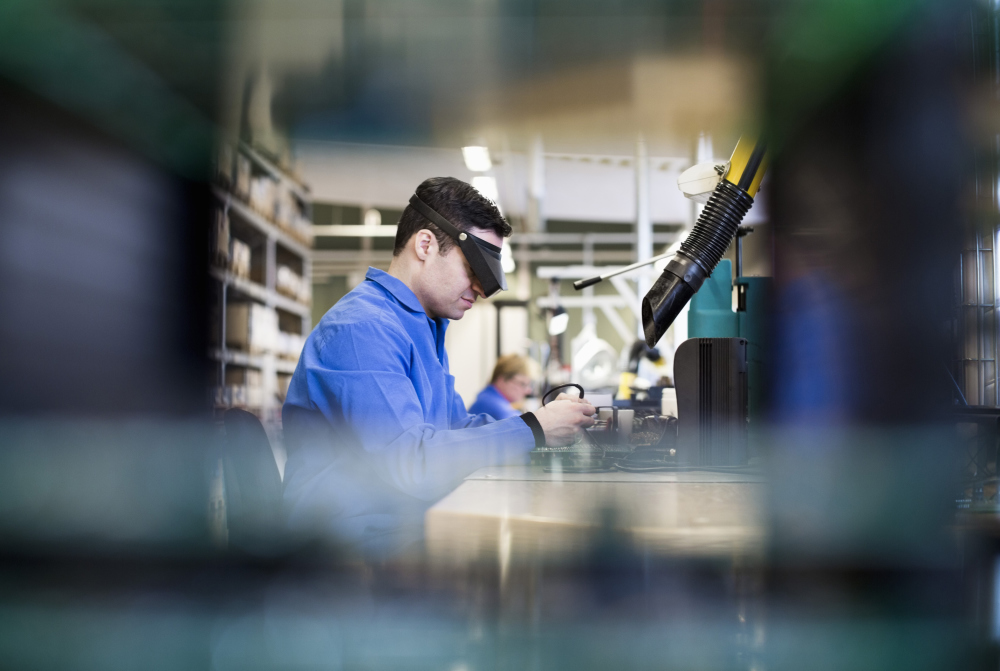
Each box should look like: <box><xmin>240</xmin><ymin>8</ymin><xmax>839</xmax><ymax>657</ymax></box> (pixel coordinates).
<box><xmin>688</xmin><ymin>260</ymin><xmax>738</xmax><ymax>338</ymax></box>
<box><xmin>736</xmin><ymin>276</ymin><xmax>771</xmax><ymax>345</ymax></box>
<box><xmin>686</xmin><ymin>264</ymin><xmax>772</xmax><ymax>445</ymax></box>
<box><xmin>737</xmin><ymin>276</ymin><xmax>772</xmax><ymax>454</ymax></box>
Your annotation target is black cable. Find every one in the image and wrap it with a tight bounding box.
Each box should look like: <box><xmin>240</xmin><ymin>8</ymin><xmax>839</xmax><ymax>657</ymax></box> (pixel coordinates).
<box><xmin>545</xmin><ymin>461</ymin><xmax>762</xmax><ymax>475</ymax></box>
<box><xmin>613</xmin><ymin>463</ymin><xmax>762</xmax><ymax>474</ymax></box>
<box><xmin>541</xmin><ymin>383</ymin><xmax>584</xmax><ymax>406</ymax></box>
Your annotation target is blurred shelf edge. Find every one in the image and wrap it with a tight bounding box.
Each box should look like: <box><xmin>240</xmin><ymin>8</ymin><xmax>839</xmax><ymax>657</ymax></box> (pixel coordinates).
<box><xmin>209</xmin><ymin>267</ymin><xmax>310</xmax><ymax>317</ymax></box>
<box><xmin>209</xmin><ymin>348</ymin><xmax>298</xmax><ymax>374</ymax></box>
<box><xmin>212</xmin><ymin>186</ymin><xmax>312</xmax><ymax>258</ymax></box>
<box><xmin>209</xmin><ymin>347</ymin><xmax>265</xmax><ymax>369</ymax></box>
<box><xmin>274</xmin><ymin>358</ymin><xmax>298</xmax><ymax>374</ymax></box>
<box><xmin>239</xmin><ymin>141</ymin><xmax>311</xmax><ymax>203</ymax></box>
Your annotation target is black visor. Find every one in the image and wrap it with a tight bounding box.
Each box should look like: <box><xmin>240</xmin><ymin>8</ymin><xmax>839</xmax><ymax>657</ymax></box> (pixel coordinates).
<box><xmin>408</xmin><ymin>194</ymin><xmax>508</xmax><ymax>298</ymax></box>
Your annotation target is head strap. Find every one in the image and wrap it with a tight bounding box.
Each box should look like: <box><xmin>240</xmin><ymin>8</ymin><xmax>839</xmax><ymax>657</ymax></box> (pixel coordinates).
<box><xmin>408</xmin><ymin>195</ymin><xmax>501</xmax><ymax>252</ymax></box>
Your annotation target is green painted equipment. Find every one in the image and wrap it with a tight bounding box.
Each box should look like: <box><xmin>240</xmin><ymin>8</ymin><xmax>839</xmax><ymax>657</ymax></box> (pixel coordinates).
<box><xmin>687</xmin><ymin>259</ymin><xmax>770</xmax><ymax>429</ymax></box>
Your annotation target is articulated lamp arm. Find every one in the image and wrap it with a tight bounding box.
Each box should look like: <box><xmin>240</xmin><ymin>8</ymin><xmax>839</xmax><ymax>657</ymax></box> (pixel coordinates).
<box><xmin>641</xmin><ymin>136</ymin><xmax>768</xmax><ymax>347</ymax></box>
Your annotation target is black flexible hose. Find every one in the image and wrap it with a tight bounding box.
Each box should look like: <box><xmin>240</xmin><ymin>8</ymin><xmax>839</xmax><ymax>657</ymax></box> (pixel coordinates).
<box><xmin>680</xmin><ymin>181</ymin><xmax>753</xmax><ymax>268</ymax></box>
<box><xmin>642</xmin><ymin>180</ymin><xmax>754</xmax><ymax>347</ymax></box>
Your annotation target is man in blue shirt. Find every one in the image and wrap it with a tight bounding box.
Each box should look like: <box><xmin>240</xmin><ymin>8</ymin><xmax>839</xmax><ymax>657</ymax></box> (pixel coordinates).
<box><xmin>469</xmin><ymin>354</ymin><xmax>532</xmax><ymax>420</ymax></box>
<box><xmin>282</xmin><ymin>177</ymin><xmax>594</xmax><ymax>557</ymax></box>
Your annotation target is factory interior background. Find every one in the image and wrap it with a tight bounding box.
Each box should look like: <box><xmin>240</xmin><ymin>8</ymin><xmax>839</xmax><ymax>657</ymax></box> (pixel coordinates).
<box><xmin>2</xmin><ymin>0</ymin><xmax>1000</xmax><ymax>669</ymax></box>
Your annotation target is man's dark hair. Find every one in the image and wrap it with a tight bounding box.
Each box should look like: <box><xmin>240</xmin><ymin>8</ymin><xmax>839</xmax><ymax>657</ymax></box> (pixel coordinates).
<box><xmin>393</xmin><ymin>177</ymin><xmax>512</xmax><ymax>256</ymax></box>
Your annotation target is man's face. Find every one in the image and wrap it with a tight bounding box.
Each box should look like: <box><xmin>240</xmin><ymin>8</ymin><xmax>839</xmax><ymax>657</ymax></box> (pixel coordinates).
<box><xmin>418</xmin><ymin>227</ymin><xmax>502</xmax><ymax>320</ymax></box>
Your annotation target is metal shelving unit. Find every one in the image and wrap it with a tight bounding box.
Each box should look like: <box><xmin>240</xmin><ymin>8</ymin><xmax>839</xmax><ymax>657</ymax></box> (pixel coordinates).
<box><xmin>211</xmin><ymin>144</ymin><xmax>313</xmax><ymax>424</ymax></box>
<box><xmin>959</xmin><ymin>3</ymin><xmax>1000</xmax><ymax>408</ymax></box>
<box><xmin>958</xmin><ymin>224</ymin><xmax>999</xmax><ymax>406</ymax></box>
<box><xmin>213</xmin><ymin>187</ymin><xmax>311</xmax><ymax>259</ymax></box>
<box><xmin>209</xmin><ymin>267</ymin><xmax>310</xmax><ymax>318</ymax></box>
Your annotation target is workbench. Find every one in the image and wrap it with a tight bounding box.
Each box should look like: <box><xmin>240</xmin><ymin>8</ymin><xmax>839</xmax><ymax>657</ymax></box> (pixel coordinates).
<box><xmin>425</xmin><ymin>464</ymin><xmax>766</xmax><ymax>565</ymax></box>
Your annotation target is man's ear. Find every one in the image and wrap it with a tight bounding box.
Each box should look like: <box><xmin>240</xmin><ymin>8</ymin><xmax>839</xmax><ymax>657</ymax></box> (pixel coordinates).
<box><xmin>413</xmin><ymin>229</ymin><xmax>435</xmax><ymax>261</ymax></box>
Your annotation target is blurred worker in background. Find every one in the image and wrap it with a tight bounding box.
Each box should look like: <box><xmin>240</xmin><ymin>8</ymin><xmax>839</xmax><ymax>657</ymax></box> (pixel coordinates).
<box><xmin>281</xmin><ymin>177</ymin><xmax>594</xmax><ymax>558</ymax></box>
<box><xmin>469</xmin><ymin>354</ymin><xmax>533</xmax><ymax>420</ymax></box>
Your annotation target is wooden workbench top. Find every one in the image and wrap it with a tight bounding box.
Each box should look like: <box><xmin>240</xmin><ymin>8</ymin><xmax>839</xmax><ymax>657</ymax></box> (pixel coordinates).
<box><xmin>425</xmin><ymin>465</ymin><xmax>766</xmax><ymax>563</ymax></box>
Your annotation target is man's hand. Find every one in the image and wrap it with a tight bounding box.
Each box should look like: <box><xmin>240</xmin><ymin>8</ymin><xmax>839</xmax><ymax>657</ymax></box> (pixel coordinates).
<box><xmin>533</xmin><ymin>399</ymin><xmax>596</xmax><ymax>446</ymax></box>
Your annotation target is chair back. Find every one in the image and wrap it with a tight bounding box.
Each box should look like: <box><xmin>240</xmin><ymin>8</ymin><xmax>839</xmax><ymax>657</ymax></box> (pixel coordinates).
<box><xmin>222</xmin><ymin>408</ymin><xmax>283</xmax><ymax>549</ymax></box>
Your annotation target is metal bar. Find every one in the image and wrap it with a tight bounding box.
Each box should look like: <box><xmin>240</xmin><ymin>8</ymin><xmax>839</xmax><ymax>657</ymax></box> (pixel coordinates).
<box><xmin>514</xmin><ymin>232</ymin><xmax>679</xmax><ymax>245</ymax></box>
<box><xmin>302</xmin><ymin>254</ymin><xmax>313</xmax><ymax>333</ymax></box>
<box><xmin>312</xmin><ymin>225</ymin><xmax>398</xmax><ymax>237</ymax></box>
<box><xmin>582</xmin><ymin>237</ymin><xmax>595</xmax><ymax>328</ymax></box>
<box><xmin>635</xmin><ymin>136</ymin><xmax>653</xmax><ymax>341</ymax></box>
<box><xmin>565</xmin><ymin>252</ymin><xmax>675</xmax><ymax>290</ymax></box>
<box><xmin>994</xmin><ymin>218</ymin><xmax>1000</xmax><ymax>405</ymax></box>
<box><xmin>310</xmin><ymin>228</ymin><xmax>680</xmax><ymax>244</ymax></box>
<box><xmin>537</xmin><ymin>265</ymin><xmax>614</xmax><ymax>279</ymax></box>
<box><xmin>602</xmin><ymin>251</ymin><xmax>673</xmax><ymax>283</ymax></box>
<box><xmin>959</xmin><ymin>249</ymin><xmax>966</xmax><ymax>400</ymax></box>
<box><xmin>313</xmin><ymin>249</ymin><xmax>648</xmax><ymax>268</ymax></box>
<box><xmin>979</xmin><ymin>226</ymin><xmax>985</xmax><ymax>404</ymax></box>
<box><xmin>219</xmin><ymin>277</ymin><xmax>227</xmax><ymax>387</ymax></box>
<box><xmin>536</xmin><ymin>296</ymin><xmax>629</xmax><ymax>308</ymax></box>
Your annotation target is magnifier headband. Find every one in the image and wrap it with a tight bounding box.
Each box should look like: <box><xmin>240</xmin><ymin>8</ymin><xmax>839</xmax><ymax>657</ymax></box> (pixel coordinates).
<box><xmin>408</xmin><ymin>194</ymin><xmax>508</xmax><ymax>298</ymax></box>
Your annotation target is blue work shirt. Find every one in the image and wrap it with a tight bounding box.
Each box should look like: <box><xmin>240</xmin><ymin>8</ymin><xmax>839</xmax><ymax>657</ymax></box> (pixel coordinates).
<box><xmin>282</xmin><ymin>267</ymin><xmax>536</xmax><ymax>557</ymax></box>
<box><xmin>468</xmin><ymin>384</ymin><xmax>519</xmax><ymax>420</ymax></box>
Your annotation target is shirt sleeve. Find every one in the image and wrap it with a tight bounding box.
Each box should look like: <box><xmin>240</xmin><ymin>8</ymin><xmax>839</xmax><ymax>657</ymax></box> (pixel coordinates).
<box><xmin>450</xmin><ymin>388</ymin><xmax>494</xmax><ymax>429</ymax></box>
<box><xmin>302</xmin><ymin>320</ymin><xmax>535</xmax><ymax>501</ymax></box>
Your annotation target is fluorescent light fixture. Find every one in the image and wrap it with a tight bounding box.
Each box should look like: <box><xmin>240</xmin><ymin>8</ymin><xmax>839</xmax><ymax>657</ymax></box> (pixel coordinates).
<box><xmin>363</xmin><ymin>208</ymin><xmax>382</xmax><ymax>227</ymax></box>
<box><xmin>462</xmin><ymin>146</ymin><xmax>492</xmax><ymax>172</ymax></box>
<box><xmin>548</xmin><ymin>310</ymin><xmax>569</xmax><ymax>336</ymax></box>
<box><xmin>472</xmin><ymin>175</ymin><xmax>500</xmax><ymax>210</ymax></box>
<box><xmin>501</xmin><ymin>240</ymin><xmax>516</xmax><ymax>273</ymax></box>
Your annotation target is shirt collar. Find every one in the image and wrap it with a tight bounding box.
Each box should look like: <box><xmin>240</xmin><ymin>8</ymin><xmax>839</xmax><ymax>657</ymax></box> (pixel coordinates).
<box><xmin>365</xmin><ymin>267</ymin><xmax>426</xmax><ymax>315</ymax></box>
<box><xmin>488</xmin><ymin>384</ymin><xmax>506</xmax><ymax>398</ymax></box>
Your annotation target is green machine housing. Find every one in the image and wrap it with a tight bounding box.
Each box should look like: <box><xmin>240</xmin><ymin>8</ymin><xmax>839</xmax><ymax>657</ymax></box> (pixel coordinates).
<box><xmin>686</xmin><ymin>258</ymin><xmax>770</xmax><ymax>429</ymax></box>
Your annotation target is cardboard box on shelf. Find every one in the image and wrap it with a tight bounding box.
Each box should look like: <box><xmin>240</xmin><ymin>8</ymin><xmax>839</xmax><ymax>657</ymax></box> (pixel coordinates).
<box><xmin>226</xmin><ymin>302</ymin><xmax>278</xmax><ymax>354</ymax></box>
<box><xmin>275</xmin><ymin>183</ymin><xmax>295</xmax><ymax>230</ymax></box>
<box><xmin>234</xmin><ymin>154</ymin><xmax>252</xmax><ymax>200</ymax></box>
<box><xmin>276</xmin><ymin>265</ymin><xmax>303</xmax><ymax>300</ymax></box>
<box><xmin>276</xmin><ymin>330</ymin><xmax>305</xmax><ymax>360</ymax></box>
<box><xmin>229</xmin><ymin>238</ymin><xmax>251</xmax><ymax>280</ymax></box>
<box><xmin>246</xmin><ymin>384</ymin><xmax>264</xmax><ymax>409</ymax></box>
<box><xmin>290</xmin><ymin>215</ymin><xmax>315</xmax><ymax>246</ymax></box>
<box><xmin>215</xmin><ymin>144</ymin><xmax>234</xmax><ymax>189</ymax></box>
<box><xmin>249</xmin><ymin>176</ymin><xmax>277</xmax><ymax>220</ymax></box>
<box><xmin>276</xmin><ymin>373</ymin><xmax>293</xmax><ymax>402</ymax></box>
<box><xmin>214</xmin><ymin>384</ymin><xmax>264</xmax><ymax>411</ymax></box>
<box><xmin>212</xmin><ymin>209</ymin><xmax>230</xmax><ymax>268</ymax></box>
<box><xmin>277</xmin><ymin>265</ymin><xmax>311</xmax><ymax>304</ymax></box>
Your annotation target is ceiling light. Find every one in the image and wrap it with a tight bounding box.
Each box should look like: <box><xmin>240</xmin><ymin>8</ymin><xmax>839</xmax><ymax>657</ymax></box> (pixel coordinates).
<box><xmin>462</xmin><ymin>146</ymin><xmax>492</xmax><ymax>172</ymax></box>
